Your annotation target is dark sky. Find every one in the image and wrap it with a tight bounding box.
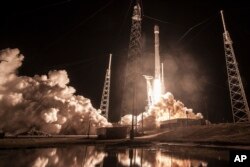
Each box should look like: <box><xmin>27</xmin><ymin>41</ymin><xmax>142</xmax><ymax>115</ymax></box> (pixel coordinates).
<box><xmin>0</xmin><ymin>0</ymin><xmax>249</xmax><ymax>123</ymax></box>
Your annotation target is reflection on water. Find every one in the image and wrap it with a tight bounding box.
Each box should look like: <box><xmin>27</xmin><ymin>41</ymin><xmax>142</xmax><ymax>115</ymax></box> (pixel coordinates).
<box><xmin>0</xmin><ymin>146</ymin><xmax>105</xmax><ymax>167</ymax></box>
<box><xmin>0</xmin><ymin>145</ymin><xmax>229</xmax><ymax>167</ymax></box>
<box><xmin>118</xmin><ymin>149</ymin><xmax>208</xmax><ymax>167</ymax></box>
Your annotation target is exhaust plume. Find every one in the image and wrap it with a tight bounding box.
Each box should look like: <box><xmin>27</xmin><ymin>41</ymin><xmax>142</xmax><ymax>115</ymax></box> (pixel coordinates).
<box><xmin>120</xmin><ymin>92</ymin><xmax>203</xmax><ymax>130</ymax></box>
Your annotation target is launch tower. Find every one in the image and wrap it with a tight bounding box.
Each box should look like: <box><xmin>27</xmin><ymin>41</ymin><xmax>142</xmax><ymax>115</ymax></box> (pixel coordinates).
<box><xmin>220</xmin><ymin>10</ymin><xmax>250</xmax><ymax>123</ymax></box>
<box><xmin>100</xmin><ymin>54</ymin><xmax>112</xmax><ymax>119</ymax></box>
<box><xmin>121</xmin><ymin>1</ymin><xmax>143</xmax><ymax>116</ymax></box>
<box><xmin>121</xmin><ymin>1</ymin><xmax>144</xmax><ymax>138</ymax></box>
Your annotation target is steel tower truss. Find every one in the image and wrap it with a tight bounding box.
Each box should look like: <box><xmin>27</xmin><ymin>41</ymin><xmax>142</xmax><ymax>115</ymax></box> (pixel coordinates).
<box><xmin>100</xmin><ymin>54</ymin><xmax>112</xmax><ymax>119</ymax></box>
<box><xmin>121</xmin><ymin>2</ymin><xmax>142</xmax><ymax>116</ymax></box>
<box><xmin>220</xmin><ymin>10</ymin><xmax>250</xmax><ymax>123</ymax></box>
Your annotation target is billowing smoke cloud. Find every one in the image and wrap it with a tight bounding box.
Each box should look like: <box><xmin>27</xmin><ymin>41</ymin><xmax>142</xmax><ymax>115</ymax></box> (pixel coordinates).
<box><xmin>120</xmin><ymin>92</ymin><xmax>203</xmax><ymax>130</ymax></box>
<box><xmin>0</xmin><ymin>48</ymin><xmax>111</xmax><ymax>135</ymax></box>
<box><xmin>140</xmin><ymin>49</ymin><xmax>208</xmax><ymax>119</ymax></box>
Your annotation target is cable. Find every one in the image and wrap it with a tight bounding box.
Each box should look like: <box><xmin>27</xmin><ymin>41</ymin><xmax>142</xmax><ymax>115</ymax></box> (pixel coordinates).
<box><xmin>140</xmin><ymin>0</ymin><xmax>144</xmax><ymax>17</ymax></box>
<box><xmin>143</xmin><ymin>15</ymin><xmax>172</xmax><ymax>24</ymax></box>
<box><xmin>43</xmin><ymin>0</ymin><xmax>114</xmax><ymax>51</ymax></box>
<box><xmin>187</xmin><ymin>15</ymin><xmax>217</xmax><ymax>45</ymax></box>
<box><xmin>20</xmin><ymin>0</ymin><xmax>71</xmax><ymax>14</ymax></box>
<box><xmin>69</xmin><ymin>0</ymin><xmax>114</xmax><ymax>32</ymax></box>
<box><xmin>177</xmin><ymin>15</ymin><xmax>214</xmax><ymax>43</ymax></box>
<box><xmin>117</xmin><ymin>0</ymin><xmax>133</xmax><ymax>35</ymax></box>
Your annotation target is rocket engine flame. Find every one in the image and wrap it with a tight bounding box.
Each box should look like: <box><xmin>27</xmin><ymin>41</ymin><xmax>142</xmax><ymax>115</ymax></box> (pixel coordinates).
<box><xmin>120</xmin><ymin>92</ymin><xmax>203</xmax><ymax>130</ymax></box>
<box><xmin>0</xmin><ymin>48</ymin><xmax>111</xmax><ymax>135</ymax></box>
<box><xmin>153</xmin><ymin>78</ymin><xmax>162</xmax><ymax>103</ymax></box>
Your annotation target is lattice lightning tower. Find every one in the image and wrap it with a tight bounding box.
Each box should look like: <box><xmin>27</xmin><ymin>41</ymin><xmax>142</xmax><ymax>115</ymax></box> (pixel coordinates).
<box><xmin>100</xmin><ymin>54</ymin><xmax>112</xmax><ymax>119</ymax></box>
<box><xmin>121</xmin><ymin>1</ymin><xmax>143</xmax><ymax>116</ymax></box>
<box><xmin>220</xmin><ymin>10</ymin><xmax>250</xmax><ymax>123</ymax></box>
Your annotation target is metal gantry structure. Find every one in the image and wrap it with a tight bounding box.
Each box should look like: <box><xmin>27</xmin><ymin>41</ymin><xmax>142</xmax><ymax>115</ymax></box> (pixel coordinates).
<box><xmin>100</xmin><ymin>54</ymin><xmax>112</xmax><ymax>119</ymax></box>
<box><xmin>220</xmin><ymin>10</ymin><xmax>250</xmax><ymax>123</ymax></box>
<box><xmin>121</xmin><ymin>1</ymin><xmax>143</xmax><ymax>138</ymax></box>
<box><xmin>121</xmin><ymin>2</ymin><xmax>142</xmax><ymax>115</ymax></box>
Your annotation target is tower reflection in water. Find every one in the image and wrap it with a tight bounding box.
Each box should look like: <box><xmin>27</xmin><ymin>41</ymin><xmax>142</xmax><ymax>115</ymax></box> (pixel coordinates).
<box><xmin>33</xmin><ymin>147</ymin><xmax>208</xmax><ymax>167</ymax></box>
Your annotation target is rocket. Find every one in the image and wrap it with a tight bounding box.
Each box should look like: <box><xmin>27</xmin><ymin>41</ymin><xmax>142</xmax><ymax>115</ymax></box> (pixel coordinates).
<box><xmin>152</xmin><ymin>25</ymin><xmax>162</xmax><ymax>102</ymax></box>
<box><xmin>154</xmin><ymin>25</ymin><xmax>165</xmax><ymax>95</ymax></box>
<box><xmin>154</xmin><ymin>25</ymin><xmax>161</xmax><ymax>80</ymax></box>
<box><xmin>144</xmin><ymin>25</ymin><xmax>165</xmax><ymax>107</ymax></box>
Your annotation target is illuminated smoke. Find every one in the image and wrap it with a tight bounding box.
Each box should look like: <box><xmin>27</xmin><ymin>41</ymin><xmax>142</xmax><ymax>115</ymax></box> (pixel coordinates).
<box><xmin>120</xmin><ymin>92</ymin><xmax>203</xmax><ymax>130</ymax></box>
<box><xmin>0</xmin><ymin>48</ymin><xmax>111</xmax><ymax>135</ymax></box>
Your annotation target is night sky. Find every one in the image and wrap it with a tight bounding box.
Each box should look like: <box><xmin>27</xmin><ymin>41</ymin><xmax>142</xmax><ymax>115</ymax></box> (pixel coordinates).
<box><xmin>0</xmin><ymin>0</ymin><xmax>249</xmax><ymax>123</ymax></box>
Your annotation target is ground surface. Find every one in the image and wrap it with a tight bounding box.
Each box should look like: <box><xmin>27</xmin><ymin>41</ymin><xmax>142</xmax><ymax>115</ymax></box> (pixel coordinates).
<box><xmin>0</xmin><ymin>123</ymin><xmax>249</xmax><ymax>149</ymax></box>
<box><xmin>140</xmin><ymin>123</ymin><xmax>250</xmax><ymax>145</ymax></box>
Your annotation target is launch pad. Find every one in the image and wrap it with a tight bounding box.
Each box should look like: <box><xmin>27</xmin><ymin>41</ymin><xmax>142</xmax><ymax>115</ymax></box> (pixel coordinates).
<box><xmin>96</xmin><ymin>126</ymin><xmax>129</xmax><ymax>139</ymax></box>
<box><xmin>160</xmin><ymin>118</ymin><xmax>206</xmax><ymax>129</ymax></box>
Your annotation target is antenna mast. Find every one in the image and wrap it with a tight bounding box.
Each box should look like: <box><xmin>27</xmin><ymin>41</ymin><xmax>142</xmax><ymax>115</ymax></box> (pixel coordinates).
<box><xmin>220</xmin><ymin>10</ymin><xmax>250</xmax><ymax>123</ymax></box>
<box><xmin>100</xmin><ymin>54</ymin><xmax>112</xmax><ymax>119</ymax></box>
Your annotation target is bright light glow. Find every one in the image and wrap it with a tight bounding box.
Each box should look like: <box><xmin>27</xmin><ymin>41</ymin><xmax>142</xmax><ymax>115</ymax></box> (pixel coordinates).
<box><xmin>118</xmin><ymin>148</ymin><xmax>208</xmax><ymax>167</ymax></box>
<box><xmin>31</xmin><ymin>147</ymin><xmax>106</xmax><ymax>167</ymax></box>
<box><xmin>153</xmin><ymin>78</ymin><xmax>162</xmax><ymax>103</ymax></box>
<box><xmin>120</xmin><ymin>92</ymin><xmax>203</xmax><ymax>131</ymax></box>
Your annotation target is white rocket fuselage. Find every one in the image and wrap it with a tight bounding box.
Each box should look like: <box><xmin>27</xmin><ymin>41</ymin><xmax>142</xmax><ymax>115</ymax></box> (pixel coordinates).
<box><xmin>152</xmin><ymin>25</ymin><xmax>162</xmax><ymax>103</ymax></box>
<box><xmin>154</xmin><ymin>25</ymin><xmax>161</xmax><ymax>79</ymax></box>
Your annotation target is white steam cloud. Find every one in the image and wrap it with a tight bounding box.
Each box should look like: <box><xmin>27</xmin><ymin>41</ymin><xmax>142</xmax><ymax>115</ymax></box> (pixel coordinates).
<box><xmin>120</xmin><ymin>92</ymin><xmax>203</xmax><ymax>130</ymax></box>
<box><xmin>0</xmin><ymin>48</ymin><xmax>111</xmax><ymax>135</ymax></box>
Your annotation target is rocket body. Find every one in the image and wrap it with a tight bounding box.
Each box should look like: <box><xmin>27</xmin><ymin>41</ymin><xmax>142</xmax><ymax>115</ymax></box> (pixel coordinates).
<box><xmin>152</xmin><ymin>25</ymin><xmax>162</xmax><ymax>103</ymax></box>
<box><xmin>154</xmin><ymin>25</ymin><xmax>161</xmax><ymax>79</ymax></box>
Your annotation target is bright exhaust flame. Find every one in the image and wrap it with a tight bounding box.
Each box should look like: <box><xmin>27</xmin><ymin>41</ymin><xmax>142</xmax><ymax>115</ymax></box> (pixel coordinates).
<box><xmin>121</xmin><ymin>53</ymin><xmax>204</xmax><ymax>129</ymax></box>
<box><xmin>120</xmin><ymin>92</ymin><xmax>203</xmax><ymax>130</ymax></box>
<box><xmin>153</xmin><ymin>78</ymin><xmax>162</xmax><ymax>103</ymax></box>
